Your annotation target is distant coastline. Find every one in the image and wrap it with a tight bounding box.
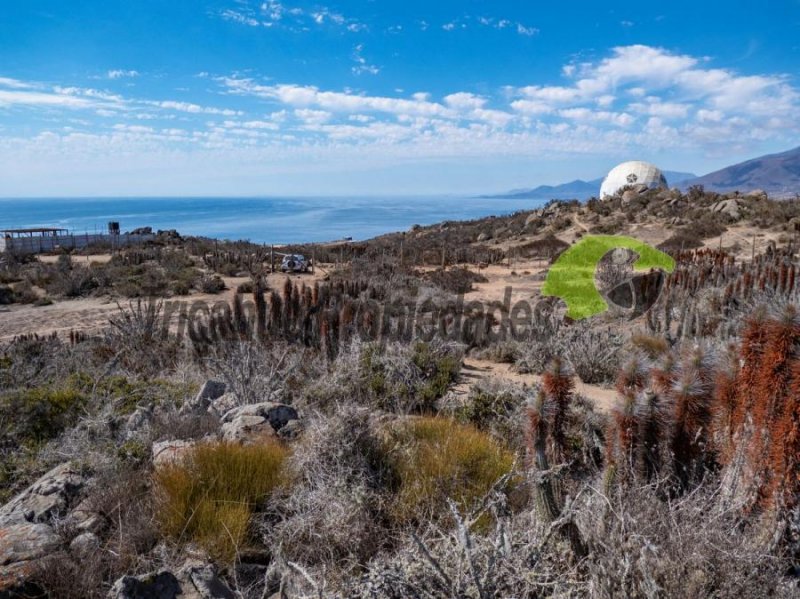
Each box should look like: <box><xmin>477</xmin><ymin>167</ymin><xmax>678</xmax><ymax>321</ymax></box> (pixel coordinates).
<box><xmin>0</xmin><ymin>196</ymin><xmax>549</xmax><ymax>245</ymax></box>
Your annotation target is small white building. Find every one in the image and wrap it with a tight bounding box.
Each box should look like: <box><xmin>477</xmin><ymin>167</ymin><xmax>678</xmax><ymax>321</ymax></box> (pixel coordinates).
<box><xmin>600</xmin><ymin>161</ymin><xmax>668</xmax><ymax>199</ymax></box>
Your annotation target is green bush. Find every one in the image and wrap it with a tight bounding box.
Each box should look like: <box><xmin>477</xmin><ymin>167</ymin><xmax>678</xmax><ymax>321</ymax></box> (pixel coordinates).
<box><xmin>456</xmin><ymin>383</ymin><xmax>524</xmax><ymax>435</ymax></box>
<box><xmin>411</xmin><ymin>342</ymin><xmax>461</xmax><ymax>407</ymax></box>
<box><xmin>154</xmin><ymin>440</ymin><xmax>289</xmax><ymax>563</ymax></box>
<box><xmin>0</xmin><ymin>386</ymin><xmax>87</xmax><ymax>446</ymax></box>
<box><xmin>67</xmin><ymin>373</ymin><xmax>195</xmax><ymax>415</ymax></box>
<box><xmin>358</xmin><ymin>342</ymin><xmax>461</xmax><ymax>413</ymax></box>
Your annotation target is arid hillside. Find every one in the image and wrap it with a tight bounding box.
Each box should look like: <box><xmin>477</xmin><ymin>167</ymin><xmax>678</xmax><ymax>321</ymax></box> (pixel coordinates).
<box><xmin>0</xmin><ymin>186</ymin><xmax>799</xmax><ymax>598</ymax></box>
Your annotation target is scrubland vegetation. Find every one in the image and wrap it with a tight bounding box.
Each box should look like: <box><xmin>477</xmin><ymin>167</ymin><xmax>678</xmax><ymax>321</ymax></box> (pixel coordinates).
<box><xmin>0</xmin><ymin>187</ymin><xmax>799</xmax><ymax>597</ymax></box>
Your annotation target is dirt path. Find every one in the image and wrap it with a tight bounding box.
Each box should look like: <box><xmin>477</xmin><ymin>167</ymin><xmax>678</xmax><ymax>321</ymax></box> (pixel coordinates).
<box><xmin>452</xmin><ymin>357</ymin><xmax>618</xmax><ymax>414</ymax></box>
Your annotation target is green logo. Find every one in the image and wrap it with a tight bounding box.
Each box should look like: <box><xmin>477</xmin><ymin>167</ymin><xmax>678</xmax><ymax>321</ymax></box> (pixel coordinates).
<box><xmin>542</xmin><ymin>235</ymin><xmax>675</xmax><ymax>320</ymax></box>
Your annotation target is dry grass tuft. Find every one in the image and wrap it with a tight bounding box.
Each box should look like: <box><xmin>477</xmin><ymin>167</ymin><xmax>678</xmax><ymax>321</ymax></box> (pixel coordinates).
<box><xmin>387</xmin><ymin>417</ymin><xmax>515</xmax><ymax>526</ymax></box>
<box><xmin>153</xmin><ymin>440</ymin><xmax>289</xmax><ymax>563</ymax></box>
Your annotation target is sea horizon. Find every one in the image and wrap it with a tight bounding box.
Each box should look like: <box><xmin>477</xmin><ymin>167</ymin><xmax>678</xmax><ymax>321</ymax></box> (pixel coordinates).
<box><xmin>0</xmin><ymin>196</ymin><xmax>550</xmax><ymax>245</ymax></box>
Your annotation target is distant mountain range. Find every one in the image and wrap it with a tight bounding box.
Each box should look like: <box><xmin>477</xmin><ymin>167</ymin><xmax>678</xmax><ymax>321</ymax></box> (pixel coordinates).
<box><xmin>485</xmin><ymin>171</ymin><xmax>696</xmax><ymax>200</ymax></box>
<box><xmin>486</xmin><ymin>146</ymin><xmax>800</xmax><ymax>199</ymax></box>
<box><xmin>678</xmin><ymin>146</ymin><xmax>800</xmax><ymax>197</ymax></box>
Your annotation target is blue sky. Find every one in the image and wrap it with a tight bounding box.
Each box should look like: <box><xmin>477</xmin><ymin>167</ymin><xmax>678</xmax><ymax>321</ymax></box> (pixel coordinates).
<box><xmin>1</xmin><ymin>0</ymin><xmax>799</xmax><ymax>196</ymax></box>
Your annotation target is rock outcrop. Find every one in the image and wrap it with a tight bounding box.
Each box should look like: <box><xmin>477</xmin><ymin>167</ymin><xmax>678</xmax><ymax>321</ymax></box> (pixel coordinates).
<box><xmin>220</xmin><ymin>402</ymin><xmax>298</xmax><ymax>443</ymax></box>
<box><xmin>108</xmin><ymin>562</ymin><xmax>235</xmax><ymax>599</ymax></box>
<box><xmin>0</xmin><ymin>462</ymin><xmax>86</xmax><ymax>591</ymax></box>
<box><xmin>711</xmin><ymin>198</ymin><xmax>742</xmax><ymax>220</ymax></box>
<box><xmin>152</xmin><ymin>439</ymin><xmax>196</xmax><ymax>467</ymax></box>
<box><xmin>0</xmin><ymin>462</ymin><xmax>84</xmax><ymax>526</ymax></box>
<box><xmin>182</xmin><ymin>380</ymin><xmax>227</xmax><ymax>414</ymax></box>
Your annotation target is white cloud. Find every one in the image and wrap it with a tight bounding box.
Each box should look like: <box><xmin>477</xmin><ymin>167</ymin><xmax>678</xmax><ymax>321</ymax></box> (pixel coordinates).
<box><xmin>151</xmin><ymin>100</ymin><xmax>241</xmax><ymax>116</ymax></box>
<box><xmin>108</xmin><ymin>69</ymin><xmax>139</xmax><ymax>80</ymax></box>
<box><xmin>0</xmin><ymin>89</ymin><xmax>96</xmax><ymax>108</ymax></box>
<box><xmin>220</xmin><ymin>9</ymin><xmax>259</xmax><ymax>26</ymax></box>
<box><xmin>351</xmin><ymin>44</ymin><xmax>381</xmax><ymax>76</ymax></box>
<box><xmin>629</xmin><ymin>100</ymin><xmax>690</xmax><ymax>119</ymax></box>
<box><xmin>220</xmin><ymin>2</ymin><xmax>365</xmax><ymax>32</ymax></box>
<box><xmin>3</xmin><ymin>45</ymin><xmax>799</xmax><ymax>195</ymax></box>
<box><xmin>444</xmin><ymin>16</ymin><xmax>537</xmax><ymax>36</ymax></box>
<box><xmin>444</xmin><ymin>92</ymin><xmax>486</xmax><ymax>110</ymax></box>
<box><xmin>222</xmin><ymin>78</ymin><xmax>455</xmax><ymax>118</ymax></box>
<box><xmin>510</xmin><ymin>99</ymin><xmax>552</xmax><ymax>115</ymax></box>
<box><xmin>696</xmin><ymin>109</ymin><xmax>724</xmax><ymax>123</ymax></box>
<box><xmin>294</xmin><ymin>108</ymin><xmax>331</xmax><ymax>125</ymax></box>
<box><xmin>0</xmin><ymin>77</ymin><xmax>35</xmax><ymax>89</ymax></box>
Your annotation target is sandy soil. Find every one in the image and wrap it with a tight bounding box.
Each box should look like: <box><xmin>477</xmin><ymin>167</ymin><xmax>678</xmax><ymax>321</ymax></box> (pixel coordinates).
<box><xmin>465</xmin><ymin>260</ymin><xmax>548</xmax><ymax>305</ymax></box>
<box><xmin>37</xmin><ymin>253</ymin><xmax>114</xmax><ymax>265</ymax></box>
<box><xmin>452</xmin><ymin>357</ymin><xmax>618</xmax><ymax>414</ymax></box>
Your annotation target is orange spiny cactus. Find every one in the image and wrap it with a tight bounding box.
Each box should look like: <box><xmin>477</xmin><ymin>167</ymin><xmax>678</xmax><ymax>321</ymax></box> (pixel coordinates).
<box><xmin>670</xmin><ymin>362</ymin><xmax>713</xmax><ymax>490</ymax></box>
<box><xmin>765</xmin><ymin>357</ymin><xmax>800</xmax><ymax>510</ymax></box>
<box><xmin>712</xmin><ymin>343</ymin><xmax>741</xmax><ymax>464</ymax></box>
<box><xmin>748</xmin><ymin>304</ymin><xmax>800</xmax><ymax>507</ymax></box>
<box><xmin>542</xmin><ymin>357</ymin><xmax>574</xmax><ymax>460</ymax></box>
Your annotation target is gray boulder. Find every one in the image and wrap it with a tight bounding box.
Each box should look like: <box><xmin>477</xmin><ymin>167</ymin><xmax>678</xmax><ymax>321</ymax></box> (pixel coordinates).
<box><xmin>0</xmin><ymin>462</ymin><xmax>85</xmax><ymax>526</ymax></box>
<box><xmin>108</xmin><ymin>571</ymin><xmax>182</xmax><ymax>599</ymax></box>
<box><xmin>221</xmin><ymin>402</ymin><xmax>298</xmax><ymax>431</ymax></box>
<box><xmin>221</xmin><ymin>414</ymin><xmax>275</xmax><ymax>443</ymax></box>
<box><xmin>125</xmin><ymin>405</ymin><xmax>154</xmax><ymax>439</ymax></box>
<box><xmin>0</xmin><ymin>522</ymin><xmax>60</xmax><ymax>590</ymax></box>
<box><xmin>108</xmin><ymin>563</ymin><xmax>235</xmax><ymax>599</ymax></box>
<box><xmin>0</xmin><ymin>522</ymin><xmax>60</xmax><ymax>566</ymax></box>
<box><xmin>746</xmin><ymin>188</ymin><xmax>767</xmax><ymax>199</ymax></box>
<box><xmin>69</xmin><ymin>531</ymin><xmax>101</xmax><ymax>556</ymax></box>
<box><xmin>220</xmin><ymin>402</ymin><xmax>298</xmax><ymax>443</ymax></box>
<box><xmin>182</xmin><ymin>380</ymin><xmax>226</xmax><ymax>414</ymax></box>
<box><xmin>711</xmin><ymin>198</ymin><xmax>741</xmax><ymax>220</ymax></box>
<box><xmin>152</xmin><ymin>440</ymin><xmax>195</xmax><ymax>467</ymax></box>
<box><xmin>207</xmin><ymin>392</ymin><xmax>238</xmax><ymax>417</ymax></box>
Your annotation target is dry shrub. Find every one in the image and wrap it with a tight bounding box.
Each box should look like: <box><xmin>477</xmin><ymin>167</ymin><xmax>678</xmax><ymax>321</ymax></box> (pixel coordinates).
<box><xmin>386</xmin><ymin>417</ymin><xmax>515</xmax><ymax>527</ymax></box>
<box><xmin>581</xmin><ymin>481</ymin><xmax>792</xmax><ymax>599</ymax></box>
<box><xmin>268</xmin><ymin>406</ymin><xmax>394</xmax><ymax>571</ymax></box>
<box><xmin>455</xmin><ymin>379</ymin><xmax>527</xmax><ymax>448</ymax></box>
<box><xmin>657</xmin><ymin>233</ymin><xmax>703</xmax><ymax>254</ymax></box>
<box><xmin>106</xmin><ymin>298</ymin><xmax>180</xmax><ymax>376</ymax></box>
<box><xmin>154</xmin><ymin>440</ymin><xmax>289</xmax><ymax>563</ymax></box>
<box><xmin>305</xmin><ymin>340</ymin><xmax>462</xmax><ymax>414</ymax></box>
<box><xmin>560</xmin><ymin>323</ymin><xmax>623</xmax><ymax>384</ymax></box>
<box><xmin>422</xmin><ymin>266</ymin><xmax>488</xmax><ymax>294</ymax></box>
<box><xmin>205</xmin><ymin>340</ymin><xmax>306</xmax><ymax>406</ymax></box>
<box><xmin>197</xmin><ymin>274</ymin><xmax>226</xmax><ymax>294</ymax></box>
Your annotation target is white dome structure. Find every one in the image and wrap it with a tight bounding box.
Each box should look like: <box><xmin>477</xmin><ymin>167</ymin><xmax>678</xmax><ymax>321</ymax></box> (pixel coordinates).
<box><xmin>600</xmin><ymin>161</ymin><xmax>668</xmax><ymax>199</ymax></box>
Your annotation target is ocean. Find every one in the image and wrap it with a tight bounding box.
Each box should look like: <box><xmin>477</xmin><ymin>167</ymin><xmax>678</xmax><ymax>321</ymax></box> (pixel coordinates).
<box><xmin>0</xmin><ymin>197</ymin><xmax>549</xmax><ymax>244</ymax></box>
